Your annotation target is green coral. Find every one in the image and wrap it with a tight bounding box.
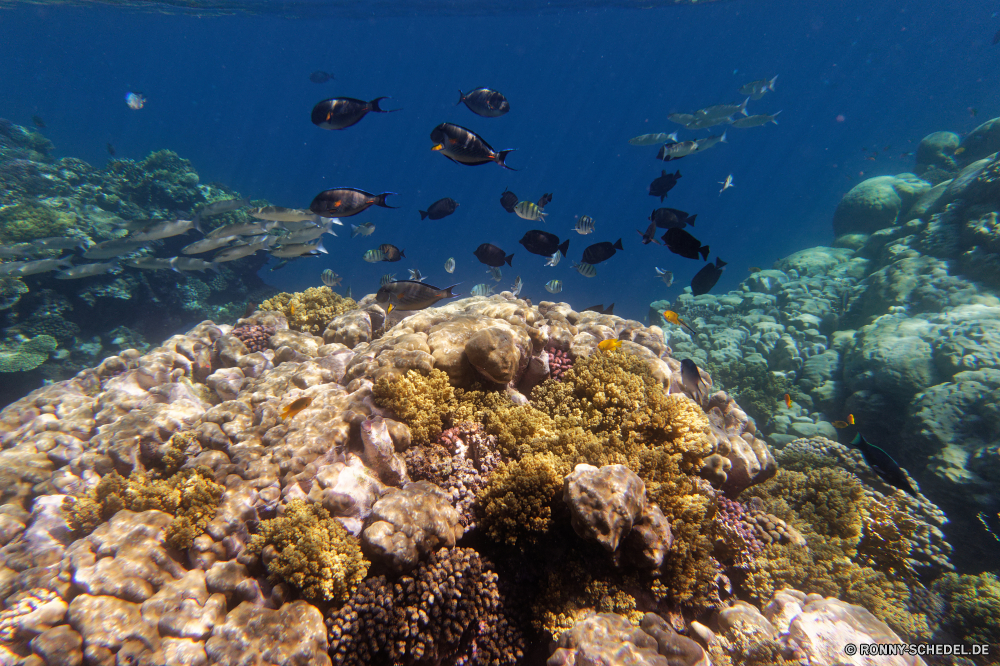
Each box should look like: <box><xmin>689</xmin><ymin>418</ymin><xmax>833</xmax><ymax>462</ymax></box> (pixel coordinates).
<box><xmin>261</xmin><ymin>286</ymin><xmax>358</xmax><ymax>335</ymax></box>
<box><xmin>934</xmin><ymin>572</ymin><xmax>1000</xmax><ymax>647</ymax></box>
<box><xmin>0</xmin><ymin>202</ymin><xmax>77</xmax><ymax>244</ymax></box>
<box><xmin>246</xmin><ymin>499</ymin><xmax>368</xmax><ymax>604</ymax></box>
<box><xmin>373</xmin><ymin>368</ymin><xmax>456</xmax><ymax>444</ymax></box>
<box><xmin>63</xmin><ymin>467</ymin><xmax>224</xmax><ymax>549</ymax></box>
<box><xmin>0</xmin><ymin>277</ymin><xmax>28</xmax><ymax>311</ymax></box>
<box><xmin>476</xmin><ymin>452</ymin><xmax>569</xmax><ymax>547</ymax></box>
<box><xmin>704</xmin><ymin>359</ymin><xmax>791</xmax><ymax>428</ymax></box>
<box><xmin>0</xmin><ymin>335</ymin><xmax>57</xmax><ymax>373</ymax></box>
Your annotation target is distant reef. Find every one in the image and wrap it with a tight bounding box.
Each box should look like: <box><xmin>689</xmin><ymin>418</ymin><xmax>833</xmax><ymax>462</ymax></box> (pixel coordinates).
<box><xmin>652</xmin><ymin>116</ymin><xmax>1000</xmax><ymax>575</ymax></box>
<box><xmin>0</xmin><ymin>119</ymin><xmax>275</xmax><ymax>407</ymax></box>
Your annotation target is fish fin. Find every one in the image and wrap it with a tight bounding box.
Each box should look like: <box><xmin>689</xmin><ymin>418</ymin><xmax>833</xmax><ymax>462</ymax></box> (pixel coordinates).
<box><xmin>613</xmin><ymin>238</ymin><xmax>623</xmax><ymax>250</ymax></box>
<box><xmin>400</xmin><ymin>250</ymin><xmax>406</xmax><ymax>258</ymax></box>
<box><xmin>674</xmin><ymin>170</ymin><xmax>681</xmax><ymax>177</ymax></box>
<box><xmin>457</xmin><ymin>90</ymin><xmax>465</xmax><ymax>105</ymax></box>
<box><xmin>716</xmin><ymin>257</ymin><xmax>727</xmax><ymax>268</ymax></box>
<box><xmin>769</xmin><ymin>74</ymin><xmax>778</xmax><ymax>91</ymax></box>
<box><xmin>559</xmin><ymin>239</ymin><xmax>570</xmax><ymax>257</ymax></box>
<box><xmin>771</xmin><ymin>110</ymin><xmax>782</xmax><ymax>125</ymax></box>
<box><xmin>700</xmin><ymin>246</ymin><xmax>710</xmax><ymax>261</ymax></box>
<box><xmin>374</xmin><ymin>192</ymin><xmax>398</xmax><ymax>209</ymax></box>
<box><xmin>192</xmin><ymin>215</ymin><xmax>202</xmax><ymax>233</ymax></box>
<box><xmin>850</xmin><ymin>433</ymin><xmax>865</xmax><ymax>448</ymax></box>
<box><xmin>368</xmin><ymin>97</ymin><xmax>396</xmax><ymax>113</ymax></box>
<box><xmin>443</xmin><ymin>283</ymin><xmax>462</xmax><ymax>298</ymax></box>
<box><xmin>740</xmin><ymin>97</ymin><xmax>749</xmax><ymax>115</ymax></box>
<box><xmin>315</xmin><ymin>240</ymin><xmax>328</xmax><ymax>255</ymax></box>
<box><xmin>419</xmin><ymin>210</ymin><xmax>428</xmax><ymax>220</ymax></box>
<box><xmin>505</xmin><ymin>253</ymin><xmax>514</xmax><ymax>266</ymax></box>
<box><xmin>387</xmin><ymin>303</ymin><xmax>394</xmax><ymax>314</ymax></box>
<box><xmin>605</xmin><ymin>303</ymin><xmax>614</xmax><ymax>315</ymax></box>
<box><xmin>720</xmin><ymin>130</ymin><xmax>728</xmax><ymax>142</ymax></box>
<box><xmin>687</xmin><ymin>214</ymin><xmax>697</xmax><ymax>227</ymax></box>
<box><xmin>495</xmin><ymin>149</ymin><xmax>517</xmax><ymax>170</ymax></box>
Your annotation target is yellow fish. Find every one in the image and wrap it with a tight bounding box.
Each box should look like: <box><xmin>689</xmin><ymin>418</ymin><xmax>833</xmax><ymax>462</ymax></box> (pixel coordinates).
<box><xmin>598</xmin><ymin>339</ymin><xmax>621</xmax><ymax>352</ymax></box>
<box><xmin>784</xmin><ymin>393</ymin><xmax>792</xmax><ymax>408</ymax></box>
<box><xmin>832</xmin><ymin>420</ymin><xmax>849</xmax><ymax>429</ymax></box>
<box><xmin>954</xmin><ymin>146</ymin><xmax>966</xmax><ymax>156</ymax></box>
<box><xmin>280</xmin><ymin>396</ymin><xmax>312</xmax><ymax>420</ymax></box>
<box><xmin>289</xmin><ymin>302</ymin><xmax>297</xmax><ymax>316</ymax></box>
<box><xmin>661</xmin><ymin>310</ymin><xmax>697</xmax><ymax>336</ymax></box>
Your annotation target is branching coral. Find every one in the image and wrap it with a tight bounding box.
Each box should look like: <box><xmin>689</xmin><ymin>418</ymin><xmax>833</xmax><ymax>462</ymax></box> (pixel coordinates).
<box><xmin>260</xmin><ymin>286</ymin><xmax>357</xmax><ymax>335</ymax></box>
<box><xmin>476</xmin><ymin>452</ymin><xmax>569</xmax><ymax>547</ymax></box>
<box><xmin>933</xmin><ymin>572</ymin><xmax>1000</xmax><ymax>647</ymax></box>
<box><xmin>0</xmin><ymin>202</ymin><xmax>77</xmax><ymax>244</ymax></box>
<box><xmin>325</xmin><ymin>547</ymin><xmax>524</xmax><ymax>666</ymax></box>
<box><xmin>247</xmin><ymin>499</ymin><xmax>368</xmax><ymax>604</ymax></box>
<box><xmin>373</xmin><ymin>368</ymin><xmax>456</xmax><ymax>444</ymax></box>
<box><xmin>0</xmin><ymin>334</ymin><xmax>57</xmax><ymax>373</ymax></box>
<box><xmin>63</xmin><ymin>467</ymin><xmax>223</xmax><ymax>549</ymax></box>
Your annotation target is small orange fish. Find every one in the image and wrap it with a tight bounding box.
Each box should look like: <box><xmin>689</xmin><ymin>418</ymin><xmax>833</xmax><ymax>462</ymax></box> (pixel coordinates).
<box><xmin>784</xmin><ymin>393</ymin><xmax>792</xmax><ymax>408</ymax></box>
<box><xmin>280</xmin><ymin>396</ymin><xmax>312</xmax><ymax>420</ymax></box>
<box><xmin>598</xmin><ymin>339</ymin><xmax>621</xmax><ymax>352</ymax></box>
<box><xmin>289</xmin><ymin>302</ymin><xmax>297</xmax><ymax>316</ymax></box>
<box><xmin>848</xmin><ymin>413</ymin><xmax>855</xmax><ymax>425</ymax></box>
<box><xmin>661</xmin><ymin>310</ymin><xmax>697</xmax><ymax>336</ymax></box>
<box><xmin>954</xmin><ymin>146</ymin><xmax>966</xmax><ymax>156</ymax></box>
<box><xmin>832</xmin><ymin>420</ymin><xmax>849</xmax><ymax>429</ymax></box>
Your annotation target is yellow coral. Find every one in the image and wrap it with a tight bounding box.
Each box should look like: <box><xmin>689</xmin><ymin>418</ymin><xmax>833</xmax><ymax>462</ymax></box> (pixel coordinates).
<box><xmin>373</xmin><ymin>368</ymin><xmax>456</xmax><ymax>444</ymax></box>
<box><xmin>476</xmin><ymin>452</ymin><xmax>569</xmax><ymax>547</ymax></box>
<box><xmin>247</xmin><ymin>499</ymin><xmax>368</xmax><ymax>604</ymax></box>
<box><xmin>261</xmin><ymin>286</ymin><xmax>357</xmax><ymax>335</ymax></box>
<box><xmin>0</xmin><ymin>203</ymin><xmax>77</xmax><ymax>244</ymax></box>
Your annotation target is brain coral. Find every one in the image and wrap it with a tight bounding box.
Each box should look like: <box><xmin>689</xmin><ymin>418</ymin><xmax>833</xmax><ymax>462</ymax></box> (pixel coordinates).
<box><xmin>246</xmin><ymin>499</ymin><xmax>368</xmax><ymax>604</ymax></box>
<box><xmin>260</xmin><ymin>286</ymin><xmax>358</xmax><ymax>335</ymax></box>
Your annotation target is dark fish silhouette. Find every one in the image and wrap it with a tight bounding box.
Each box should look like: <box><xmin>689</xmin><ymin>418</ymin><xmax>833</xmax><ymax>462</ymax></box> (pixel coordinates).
<box><xmin>420</xmin><ymin>197</ymin><xmax>459</xmax><ymax>221</ymax></box>
<box><xmin>430</xmin><ymin>123</ymin><xmax>515</xmax><ymax>169</ymax></box>
<box><xmin>691</xmin><ymin>257</ymin><xmax>727</xmax><ymax>296</ymax></box>
<box><xmin>106</xmin><ymin>143</ymin><xmax>116</xmax><ymax>156</ymax></box>
<box><xmin>500</xmin><ymin>187</ymin><xmax>518</xmax><ymax>213</ymax></box>
<box><xmin>994</xmin><ymin>29</ymin><xmax>1000</xmax><ymax>45</ymax></box>
<box><xmin>636</xmin><ymin>221</ymin><xmax>661</xmax><ymax>245</ymax></box>
<box><xmin>536</xmin><ymin>192</ymin><xmax>553</xmax><ymax>208</ymax></box>
<box><xmin>310</xmin><ymin>188</ymin><xmax>397</xmax><ymax>217</ymax></box>
<box><xmin>311</xmin><ymin>97</ymin><xmax>397</xmax><ymax>130</ymax></box>
<box><xmin>457</xmin><ymin>88</ymin><xmax>510</xmax><ymax>117</ymax></box>
<box><xmin>649</xmin><ymin>170</ymin><xmax>681</xmax><ymax>201</ymax></box>
<box><xmin>663</xmin><ymin>228</ymin><xmax>709</xmax><ymax>261</ymax></box>
<box><xmin>519</xmin><ymin>230</ymin><xmax>569</xmax><ymax>257</ymax></box>
<box><xmin>584</xmin><ymin>303</ymin><xmax>615</xmax><ymax>315</ymax></box>
<box><xmin>650</xmin><ymin>208</ymin><xmax>696</xmax><ymax>229</ymax></box>
<box><xmin>378</xmin><ymin>244</ymin><xmax>405</xmax><ymax>262</ymax></box>
<box><xmin>376</xmin><ymin>280</ymin><xmax>459</xmax><ymax>312</ymax></box>
<box><xmin>680</xmin><ymin>358</ymin><xmax>705</xmax><ymax>402</ymax></box>
<box><xmin>851</xmin><ymin>434</ymin><xmax>917</xmax><ymax>497</ymax></box>
<box><xmin>581</xmin><ymin>239</ymin><xmax>623</xmax><ymax>265</ymax></box>
<box><xmin>473</xmin><ymin>243</ymin><xmax>513</xmax><ymax>267</ymax></box>
<box><xmin>31</xmin><ymin>115</ymin><xmax>45</xmax><ymax>128</ymax></box>
<box><xmin>309</xmin><ymin>71</ymin><xmax>335</xmax><ymax>83</ymax></box>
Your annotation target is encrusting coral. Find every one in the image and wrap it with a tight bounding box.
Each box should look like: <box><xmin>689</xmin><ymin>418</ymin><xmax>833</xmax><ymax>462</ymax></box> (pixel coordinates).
<box><xmin>63</xmin><ymin>466</ymin><xmax>224</xmax><ymax>549</ymax></box>
<box><xmin>245</xmin><ymin>499</ymin><xmax>368</xmax><ymax>604</ymax></box>
<box><xmin>260</xmin><ymin>286</ymin><xmax>357</xmax><ymax>335</ymax></box>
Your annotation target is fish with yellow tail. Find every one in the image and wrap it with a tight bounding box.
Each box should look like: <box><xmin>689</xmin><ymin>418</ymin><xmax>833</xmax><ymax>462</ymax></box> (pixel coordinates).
<box><xmin>598</xmin><ymin>339</ymin><xmax>621</xmax><ymax>352</ymax></box>
<box><xmin>280</xmin><ymin>396</ymin><xmax>312</xmax><ymax>420</ymax></box>
<box><xmin>661</xmin><ymin>310</ymin><xmax>697</xmax><ymax>336</ymax></box>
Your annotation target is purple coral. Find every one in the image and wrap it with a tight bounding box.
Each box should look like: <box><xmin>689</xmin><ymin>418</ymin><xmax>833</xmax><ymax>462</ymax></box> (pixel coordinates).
<box><xmin>715</xmin><ymin>496</ymin><xmax>765</xmax><ymax>567</ymax></box>
<box><xmin>230</xmin><ymin>324</ymin><xmax>274</xmax><ymax>353</ymax></box>
<box><xmin>547</xmin><ymin>346</ymin><xmax>573</xmax><ymax>381</ymax></box>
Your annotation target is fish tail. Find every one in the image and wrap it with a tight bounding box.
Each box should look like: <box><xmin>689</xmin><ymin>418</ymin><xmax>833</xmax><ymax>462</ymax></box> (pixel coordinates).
<box><xmin>740</xmin><ymin>97</ymin><xmax>749</xmax><ymax>116</ymax></box>
<box><xmin>495</xmin><ymin>149</ymin><xmax>517</xmax><ymax>170</ymax></box>
<box><xmin>419</xmin><ymin>210</ymin><xmax>429</xmax><ymax>220</ymax></box>
<box><xmin>716</xmin><ymin>257</ymin><xmax>727</xmax><ymax>268</ymax></box>
<box><xmin>400</xmin><ymin>249</ymin><xmax>406</xmax><ymax>258</ymax></box>
<box><xmin>374</xmin><ymin>192</ymin><xmax>398</xmax><ymax>209</ymax></box>
<box><xmin>771</xmin><ymin>110</ymin><xmax>782</xmax><ymax>125</ymax></box>
<box><xmin>444</xmin><ymin>283</ymin><xmax>461</xmax><ymax>298</ymax></box>
<box><xmin>192</xmin><ymin>215</ymin><xmax>202</xmax><ymax>233</ymax></box>
<box><xmin>700</xmin><ymin>246</ymin><xmax>710</xmax><ymax>261</ymax></box>
<box><xmin>613</xmin><ymin>238</ymin><xmax>624</xmax><ymax>251</ymax></box>
<box><xmin>558</xmin><ymin>239</ymin><xmax>570</xmax><ymax>257</ymax></box>
<box><xmin>505</xmin><ymin>253</ymin><xmax>514</xmax><ymax>266</ymax></box>
<box><xmin>457</xmin><ymin>90</ymin><xmax>465</xmax><ymax>105</ymax></box>
<box><xmin>720</xmin><ymin>130</ymin><xmax>728</xmax><ymax>142</ymax></box>
<box><xmin>368</xmin><ymin>97</ymin><xmax>391</xmax><ymax>113</ymax></box>
<box><xmin>769</xmin><ymin>74</ymin><xmax>778</xmax><ymax>91</ymax></box>
<box><xmin>688</xmin><ymin>214</ymin><xmax>697</xmax><ymax>227</ymax></box>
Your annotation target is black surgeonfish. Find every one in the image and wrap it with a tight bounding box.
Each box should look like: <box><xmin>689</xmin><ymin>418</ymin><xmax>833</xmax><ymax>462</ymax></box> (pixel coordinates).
<box><xmin>376</xmin><ymin>280</ymin><xmax>459</xmax><ymax>312</ymax></box>
<box><xmin>636</xmin><ymin>221</ymin><xmax>661</xmax><ymax>245</ymax></box>
<box><xmin>420</xmin><ymin>197</ymin><xmax>459</xmax><ymax>220</ymax></box>
<box><xmin>680</xmin><ymin>358</ymin><xmax>706</xmax><ymax>403</ymax></box>
<box><xmin>457</xmin><ymin>88</ymin><xmax>510</xmax><ymax>117</ymax></box>
<box><xmin>663</xmin><ymin>228</ymin><xmax>709</xmax><ymax>261</ymax></box>
<box><xmin>584</xmin><ymin>303</ymin><xmax>615</xmax><ymax>315</ymax></box>
<box><xmin>649</xmin><ymin>169</ymin><xmax>682</xmax><ymax>201</ymax></box>
<box><xmin>519</xmin><ymin>230</ymin><xmax>569</xmax><ymax>257</ymax></box>
<box><xmin>500</xmin><ymin>187</ymin><xmax>518</xmax><ymax>213</ymax></box>
<box><xmin>691</xmin><ymin>257</ymin><xmax>727</xmax><ymax>296</ymax></box>
<box><xmin>536</xmin><ymin>192</ymin><xmax>553</xmax><ymax>208</ymax></box>
<box><xmin>650</xmin><ymin>208</ymin><xmax>696</xmax><ymax>229</ymax></box>
<box><xmin>430</xmin><ymin>123</ymin><xmax>516</xmax><ymax>170</ymax></box>
<box><xmin>850</xmin><ymin>433</ymin><xmax>917</xmax><ymax>497</ymax></box>
<box><xmin>311</xmin><ymin>97</ymin><xmax>398</xmax><ymax>130</ymax></box>
<box><xmin>310</xmin><ymin>188</ymin><xmax>397</xmax><ymax>217</ymax></box>
<box><xmin>32</xmin><ymin>115</ymin><xmax>46</xmax><ymax>128</ymax></box>
<box><xmin>582</xmin><ymin>239</ymin><xmax>623</xmax><ymax>265</ymax></box>
<box><xmin>473</xmin><ymin>243</ymin><xmax>513</xmax><ymax>267</ymax></box>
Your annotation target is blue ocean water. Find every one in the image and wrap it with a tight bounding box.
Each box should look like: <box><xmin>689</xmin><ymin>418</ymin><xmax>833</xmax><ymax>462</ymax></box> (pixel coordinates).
<box><xmin>1</xmin><ymin>0</ymin><xmax>996</xmax><ymax>320</ymax></box>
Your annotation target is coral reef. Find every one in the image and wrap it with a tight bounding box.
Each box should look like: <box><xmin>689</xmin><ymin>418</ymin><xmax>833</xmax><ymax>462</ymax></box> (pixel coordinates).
<box><xmin>261</xmin><ymin>286</ymin><xmax>358</xmax><ymax>336</ymax></box>
<box><xmin>933</xmin><ymin>572</ymin><xmax>1000</xmax><ymax>648</ymax></box>
<box><xmin>373</xmin><ymin>368</ymin><xmax>456</xmax><ymax>444</ymax></box>
<box><xmin>245</xmin><ymin>499</ymin><xmax>368</xmax><ymax>604</ymax></box>
<box><xmin>0</xmin><ymin>334</ymin><xmax>57</xmax><ymax>373</ymax></box>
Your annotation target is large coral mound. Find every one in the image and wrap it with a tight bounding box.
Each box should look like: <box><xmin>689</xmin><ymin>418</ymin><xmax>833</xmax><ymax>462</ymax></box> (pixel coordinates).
<box><xmin>261</xmin><ymin>286</ymin><xmax>357</xmax><ymax>335</ymax></box>
<box><xmin>246</xmin><ymin>499</ymin><xmax>369</xmax><ymax>604</ymax></box>
<box><xmin>934</xmin><ymin>572</ymin><xmax>1000</xmax><ymax>648</ymax></box>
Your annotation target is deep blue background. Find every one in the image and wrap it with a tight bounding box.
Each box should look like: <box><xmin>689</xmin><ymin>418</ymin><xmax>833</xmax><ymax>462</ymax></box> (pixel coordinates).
<box><xmin>2</xmin><ymin>0</ymin><xmax>997</xmax><ymax>321</ymax></box>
